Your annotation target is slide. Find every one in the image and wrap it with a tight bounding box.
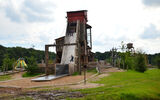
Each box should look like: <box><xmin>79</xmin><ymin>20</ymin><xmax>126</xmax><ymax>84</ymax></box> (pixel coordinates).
<box><xmin>60</xmin><ymin>32</ymin><xmax>77</xmax><ymax>64</ymax></box>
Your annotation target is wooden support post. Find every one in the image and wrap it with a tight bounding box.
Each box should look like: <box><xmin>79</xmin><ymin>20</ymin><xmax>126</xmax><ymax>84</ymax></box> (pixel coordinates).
<box><xmin>84</xmin><ymin>23</ymin><xmax>88</xmax><ymax>66</ymax></box>
<box><xmin>90</xmin><ymin>28</ymin><xmax>92</xmax><ymax>49</ymax></box>
<box><xmin>84</xmin><ymin>65</ymin><xmax>87</xmax><ymax>85</ymax></box>
<box><xmin>78</xmin><ymin>42</ymin><xmax>81</xmax><ymax>75</ymax></box>
<box><xmin>83</xmin><ymin>22</ymin><xmax>88</xmax><ymax>84</ymax></box>
<box><xmin>45</xmin><ymin>45</ymin><xmax>49</xmax><ymax>75</ymax></box>
<box><xmin>76</xmin><ymin>20</ymin><xmax>81</xmax><ymax>75</ymax></box>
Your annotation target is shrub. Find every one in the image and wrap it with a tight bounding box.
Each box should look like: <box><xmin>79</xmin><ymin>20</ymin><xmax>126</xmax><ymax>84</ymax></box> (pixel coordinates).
<box><xmin>72</xmin><ymin>72</ymin><xmax>79</xmax><ymax>76</ymax></box>
<box><xmin>156</xmin><ymin>57</ymin><xmax>160</xmax><ymax>69</ymax></box>
<box><xmin>135</xmin><ymin>53</ymin><xmax>147</xmax><ymax>72</ymax></box>
<box><xmin>125</xmin><ymin>56</ymin><xmax>135</xmax><ymax>70</ymax></box>
<box><xmin>2</xmin><ymin>56</ymin><xmax>15</xmax><ymax>72</ymax></box>
<box><xmin>22</xmin><ymin>72</ymin><xmax>41</xmax><ymax>77</ymax></box>
<box><xmin>26</xmin><ymin>63</ymin><xmax>39</xmax><ymax>74</ymax></box>
<box><xmin>119</xmin><ymin>52</ymin><xmax>136</xmax><ymax>70</ymax></box>
<box><xmin>25</xmin><ymin>56</ymin><xmax>39</xmax><ymax>74</ymax></box>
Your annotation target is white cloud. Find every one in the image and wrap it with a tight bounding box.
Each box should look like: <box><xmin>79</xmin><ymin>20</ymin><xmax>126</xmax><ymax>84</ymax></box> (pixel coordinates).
<box><xmin>143</xmin><ymin>0</ymin><xmax>160</xmax><ymax>7</ymax></box>
<box><xmin>141</xmin><ymin>24</ymin><xmax>160</xmax><ymax>39</ymax></box>
<box><xmin>0</xmin><ymin>0</ymin><xmax>160</xmax><ymax>54</ymax></box>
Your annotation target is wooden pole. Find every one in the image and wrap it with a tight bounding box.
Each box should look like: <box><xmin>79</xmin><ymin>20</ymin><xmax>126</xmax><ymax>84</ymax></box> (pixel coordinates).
<box><xmin>84</xmin><ymin>65</ymin><xmax>86</xmax><ymax>85</ymax></box>
<box><xmin>45</xmin><ymin>45</ymin><xmax>49</xmax><ymax>75</ymax></box>
<box><xmin>76</xmin><ymin>20</ymin><xmax>81</xmax><ymax>75</ymax></box>
<box><xmin>90</xmin><ymin>28</ymin><xmax>92</xmax><ymax>49</ymax></box>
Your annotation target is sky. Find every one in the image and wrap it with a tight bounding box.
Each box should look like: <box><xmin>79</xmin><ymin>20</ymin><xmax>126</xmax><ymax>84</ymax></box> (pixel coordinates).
<box><xmin>0</xmin><ymin>0</ymin><xmax>160</xmax><ymax>54</ymax></box>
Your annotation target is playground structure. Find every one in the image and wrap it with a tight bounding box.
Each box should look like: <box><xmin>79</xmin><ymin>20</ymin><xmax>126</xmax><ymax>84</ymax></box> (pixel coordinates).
<box><xmin>14</xmin><ymin>58</ymin><xmax>27</xmax><ymax>70</ymax></box>
<box><xmin>0</xmin><ymin>58</ymin><xmax>27</xmax><ymax>76</ymax></box>
<box><xmin>45</xmin><ymin>10</ymin><xmax>93</xmax><ymax>76</ymax></box>
<box><xmin>32</xmin><ymin>10</ymin><xmax>94</xmax><ymax>81</ymax></box>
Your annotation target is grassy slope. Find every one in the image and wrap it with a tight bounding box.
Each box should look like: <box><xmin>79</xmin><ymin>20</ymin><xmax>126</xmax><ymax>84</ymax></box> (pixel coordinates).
<box><xmin>0</xmin><ymin>75</ymin><xmax>12</xmax><ymax>81</ymax></box>
<box><xmin>69</xmin><ymin>69</ymin><xmax>160</xmax><ymax>100</ymax></box>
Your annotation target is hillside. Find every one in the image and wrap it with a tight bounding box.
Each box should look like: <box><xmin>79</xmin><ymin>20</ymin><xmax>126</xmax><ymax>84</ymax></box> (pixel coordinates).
<box><xmin>0</xmin><ymin>45</ymin><xmax>159</xmax><ymax>68</ymax></box>
<box><xmin>0</xmin><ymin>45</ymin><xmax>56</xmax><ymax>67</ymax></box>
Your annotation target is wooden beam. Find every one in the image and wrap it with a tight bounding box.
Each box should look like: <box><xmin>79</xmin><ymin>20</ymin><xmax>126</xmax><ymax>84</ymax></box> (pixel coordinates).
<box><xmin>45</xmin><ymin>43</ymin><xmax>77</xmax><ymax>47</ymax></box>
<box><xmin>90</xmin><ymin>28</ymin><xmax>92</xmax><ymax>49</ymax></box>
<box><xmin>45</xmin><ymin>45</ymin><xmax>49</xmax><ymax>75</ymax></box>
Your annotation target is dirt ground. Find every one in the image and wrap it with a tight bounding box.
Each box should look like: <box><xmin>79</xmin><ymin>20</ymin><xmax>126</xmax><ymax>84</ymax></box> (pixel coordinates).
<box><xmin>11</xmin><ymin>72</ymin><xmax>25</xmax><ymax>79</ymax></box>
<box><xmin>101</xmin><ymin>67</ymin><xmax>123</xmax><ymax>73</ymax></box>
<box><xmin>0</xmin><ymin>67</ymin><xmax>124</xmax><ymax>100</ymax></box>
<box><xmin>0</xmin><ymin>72</ymin><xmax>94</xmax><ymax>88</ymax></box>
<box><xmin>0</xmin><ymin>67</ymin><xmax>123</xmax><ymax>89</ymax></box>
<box><xmin>0</xmin><ymin>87</ymin><xmax>84</xmax><ymax>100</ymax></box>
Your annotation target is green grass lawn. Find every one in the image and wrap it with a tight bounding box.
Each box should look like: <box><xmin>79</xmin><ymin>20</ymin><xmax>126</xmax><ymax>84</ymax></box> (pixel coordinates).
<box><xmin>22</xmin><ymin>72</ymin><xmax>42</xmax><ymax>77</ymax></box>
<box><xmin>0</xmin><ymin>75</ymin><xmax>12</xmax><ymax>81</ymax></box>
<box><xmin>69</xmin><ymin>69</ymin><xmax>160</xmax><ymax>100</ymax></box>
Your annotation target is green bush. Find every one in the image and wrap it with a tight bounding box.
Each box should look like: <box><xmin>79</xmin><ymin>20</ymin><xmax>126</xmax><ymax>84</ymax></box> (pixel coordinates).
<box><xmin>119</xmin><ymin>52</ymin><xmax>135</xmax><ymax>70</ymax></box>
<box><xmin>135</xmin><ymin>53</ymin><xmax>147</xmax><ymax>72</ymax></box>
<box><xmin>153</xmin><ymin>56</ymin><xmax>160</xmax><ymax>69</ymax></box>
<box><xmin>119</xmin><ymin>51</ymin><xmax>147</xmax><ymax>72</ymax></box>
<box><xmin>2</xmin><ymin>56</ymin><xmax>15</xmax><ymax>72</ymax></box>
<box><xmin>72</xmin><ymin>72</ymin><xmax>79</xmax><ymax>76</ymax></box>
<box><xmin>26</xmin><ymin>63</ymin><xmax>39</xmax><ymax>74</ymax></box>
<box><xmin>125</xmin><ymin>56</ymin><xmax>135</xmax><ymax>70</ymax></box>
<box><xmin>156</xmin><ymin>57</ymin><xmax>160</xmax><ymax>69</ymax></box>
<box><xmin>22</xmin><ymin>72</ymin><xmax>41</xmax><ymax>77</ymax></box>
<box><xmin>25</xmin><ymin>56</ymin><xmax>39</xmax><ymax>74</ymax></box>
<box><xmin>87</xmin><ymin>68</ymin><xmax>97</xmax><ymax>73</ymax></box>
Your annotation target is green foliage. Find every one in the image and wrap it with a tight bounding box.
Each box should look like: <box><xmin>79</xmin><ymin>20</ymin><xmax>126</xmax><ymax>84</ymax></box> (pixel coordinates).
<box><xmin>0</xmin><ymin>75</ymin><xmax>12</xmax><ymax>81</ymax></box>
<box><xmin>119</xmin><ymin>52</ymin><xmax>147</xmax><ymax>72</ymax></box>
<box><xmin>69</xmin><ymin>69</ymin><xmax>160</xmax><ymax>100</ymax></box>
<box><xmin>94</xmin><ymin>51</ymin><xmax>111</xmax><ymax>60</ymax></box>
<box><xmin>2</xmin><ymin>56</ymin><xmax>10</xmax><ymax>72</ymax></box>
<box><xmin>0</xmin><ymin>45</ymin><xmax>7</xmax><ymax>68</ymax></box>
<box><xmin>25</xmin><ymin>56</ymin><xmax>39</xmax><ymax>74</ymax></box>
<box><xmin>148</xmin><ymin>53</ymin><xmax>160</xmax><ymax>65</ymax></box>
<box><xmin>94</xmin><ymin>58</ymin><xmax>98</xmax><ymax>62</ymax></box>
<box><xmin>135</xmin><ymin>53</ymin><xmax>147</xmax><ymax>72</ymax></box>
<box><xmin>157</xmin><ymin>60</ymin><xmax>160</xmax><ymax>69</ymax></box>
<box><xmin>87</xmin><ymin>68</ymin><xmax>97</xmax><ymax>73</ymax></box>
<box><xmin>48</xmin><ymin>59</ymin><xmax>55</xmax><ymax>64</ymax></box>
<box><xmin>72</xmin><ymin>72</ymin><xmax>79</xmax><ymax>76</ymax></box>
<box><xmin>1</xmin><ymin>55</ymin><xmax>15</xmax><ymax>72</ymax></box>
<box><xmin>125</xmin><ymin>56</ymin><xmax>135</xmax><ymax>69</ymax></box>
<box><xmin>22</xmin><ymin>72</ymin><xmax>41</xmax><ymax>77</ymax></box>
<box><xmin>105</xmin><ymin>58</ymin><xmax>111</xmax><ymax>63</ymax></box>
<box><xmin>0</xmin><ymin>45</ymin><xmax>56</xmax><ymax>69</ymax></box>
<box><xmin>154</xmin><ymin>56</ymin><xmax>160</xmax><ymax>69</ymax></box>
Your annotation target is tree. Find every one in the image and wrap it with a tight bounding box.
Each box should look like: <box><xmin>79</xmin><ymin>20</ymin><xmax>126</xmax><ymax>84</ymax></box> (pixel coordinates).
<box><xmin>0</xmin><ymin>45</ymin><xmax>6</xmax><ymax>67</ymax></box>
<box><xmin>155</xmin><ymin>56</ymin><xmax>160</xmax><ymax>69</ymax></box>
<box><xmin>25</xmin><ymin>56</ymin><xmax>39</xmax><ymax>74</ymax></box>
<box><xmin>121</xmin><ymin>41</ymin><xmax>126</xmax><ymax>52</ymax></box>
<box><xmin>135</xmin><ymin>53</ymin><xmax>147</xmax><ymax>72</ymax></box>
<box><xmin>119</xmin><ymin>52</ymin><xmax>126</xmax><ymax>69</ymax></box>
<box><xmin>2</xmin><ymin>55</ymin><xmax>10</xmax><ymax>74</ymax></box>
